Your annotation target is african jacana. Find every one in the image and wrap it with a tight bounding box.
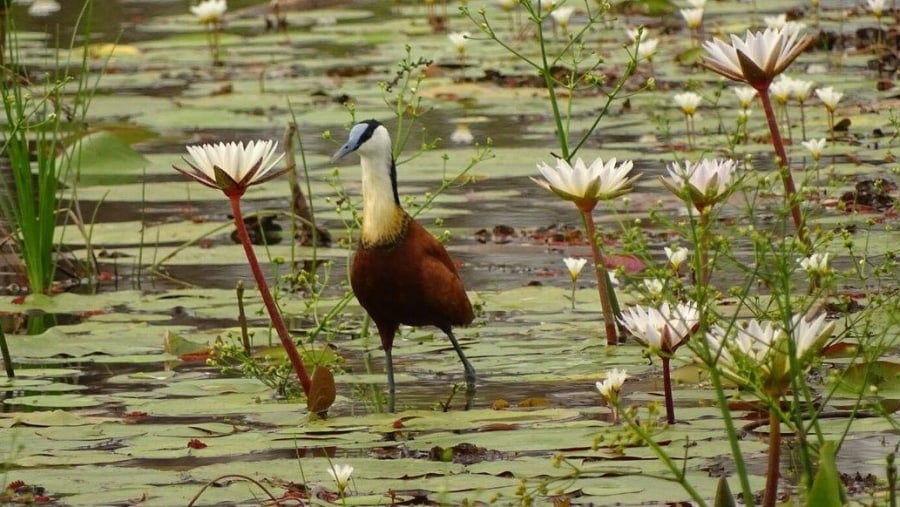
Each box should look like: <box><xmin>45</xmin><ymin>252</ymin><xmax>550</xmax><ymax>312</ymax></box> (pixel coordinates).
<box><xmin>332</xmin><ymin>119</ymin><xmax>476</xmax><ymax>412</ymax></box>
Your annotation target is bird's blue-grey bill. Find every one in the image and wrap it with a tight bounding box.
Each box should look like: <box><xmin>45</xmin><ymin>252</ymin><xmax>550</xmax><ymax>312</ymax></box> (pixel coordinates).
<box><xmin>332</xmin><ymin>143</ymin><xmax>355</xmax><ymax>162</ymax></box>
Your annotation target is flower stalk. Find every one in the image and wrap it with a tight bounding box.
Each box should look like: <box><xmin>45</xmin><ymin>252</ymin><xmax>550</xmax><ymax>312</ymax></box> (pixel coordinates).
<box><xmin>228</xmin><ymin>195</ymin><xmax>312</xmax><ymax>395</ymax></box>
<box><xmin>583</xmin><ymin>210</ymin><xmax>617</xmax><ymax>344</ymax></box>
<box><xmin>763</xmin><ymin>409</ymin><xmax>782</xmax><ymax>507</ymax></box>
<box><xmin>757</xmin><ymin>86</ymin><xmax>808</xmax><ymax>248</ymax></box>
<box><xmin>661</xmin><ymin>355</ymin><xmax>675</xmax><ymax>425</ymax></box>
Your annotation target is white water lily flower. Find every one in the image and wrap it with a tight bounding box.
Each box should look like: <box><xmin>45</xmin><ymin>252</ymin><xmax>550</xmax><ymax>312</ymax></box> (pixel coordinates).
<box><xmin>532</xmin><ymin>157</ymin><xmax>639</xmax><ymax>212</ymax></box>
<box><xmin>792</xmin><ymin>312</ymin><xmax>836</xmax><ymax>359</ymax></box>
<box><xmin>801</xmin><ymin>138</ymin><xmax>826</xmax><ymax>161</ymax></box>
<box><xmin>643</xmin><ymin>278</ymin><xmax>664</xmax><ymax>296</ymax></box>
<box><xmin>174</xmin><ymin>140</ymin><xmax>285</xmax><ymax>195</ymax></box>
<box><xmin>734</xmin><ymin>86</ymin><xmax>757</xmax><ymax>108</ymax></box>
<box><xmin>24</xmin><ymin>0</ymin><xmax>60</xmax><ymax>16</ymax></box>
<box><xmin>763</xmin><ymin>13</ymin><xmax>787</xmax><ymax>30</ymax></box>
<box><xmin>661</xmin><ymin>158</ymin><xmax>738</xmax><ymax>210</ymax></box>
<box><xmin>706</xmin><ymin>313</ymin><xmax>835</xmax><ymax>393</ymax></box>
<box><xmin>327</xmin><ymin>464</ymin><xmax>354</xmax><ymax>492</ymax></box>
<box><xmin>664</xmin><ymin>246</ymin><xmax>689</xmax><ymax>270</ymax></box>
<box><xmin>190</xmin><ymin>0</ymin><xmax>227</xmax><ymax>24</ymax></box>
<box><xmin>596</xmin><ymin>368</ymin><xmax>628</xmax><ymax>401</ymax></box>
<box><xmin>799</xmin><ymin>252</ymin><xmax>831</xmax><ymax>276</ymax></box>
<box><xmin>450</xmin><ymin>123</ymin><xmax>474</xmax><ymax>144</ymax></box>
<box><xmin>550</xmin><ymin>5</ymin><xmax>575</xmax><ymax>28</ymax></box>
<box><xmin>868</xmin><ymin>0</ymin><xmax>887</xmax><ymax>17</ymax></box>
<box><xmin>448</xmin><ymin>32</ymin><xmax>470</xmax><ymax>54</ymax></box>
<box><xmin>769</xmin><ymin>76</ymin><xmax>793</xmax><ymax>104</ymax></box>
<box><xmin>681</xmin><ymin>8</ymin><xmax>703</xmax><ymax>30</ymax></box>
<box><xmin>619</xmin><ymin>302</ymin><xmax>700</xmax><ymax>355</ymax></box>
<box><xmin>626</xmin><ymin>26</ymin><xmax>648</xmax><ymax>42</ymax></box>
<box><xmin>563</xmin><ymin>257</ymin><xmax>588</xmax><ymax>281</ymax></box>
<box><xmin>702</xmin><ymin>27</ymin><xmax>813</xmax><ymax>89</ymax></box>
<box><xmin>674</xmin><ymin>92</ymin><xmax>702</xmax><ymax>115</ymax></box>
<box><xmin>637</xmin><ymin>38</ymin><xmax>659</xmax><ymax>61</ymax></box>
<box><xmin>789</xmin><ymin>78</ymin><xmax>813</xmax><ymax>102</ymax></box>
<box><xmin>815</xmin><ymin>86</ymin><xmax>843</xmax><ymax>112</ymax></box>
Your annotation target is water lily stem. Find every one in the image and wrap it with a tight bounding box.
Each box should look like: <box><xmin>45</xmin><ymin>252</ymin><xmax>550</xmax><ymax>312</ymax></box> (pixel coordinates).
<box><xmin>228</xmin><ymin>195</ymin><xmax>312</xmax><ymax>396</ymax></box>
<box><xmin>582</xmin><ymin>210</ymin><xmax>617</xmax><ymax>345</ymax></box>
<box><xmin>661</xmin><ymin>356</ymin><xmax>675</xmax><ymax>425</ymax></box>
<box><xmin>763</xmin><ymin>409</ymin><xmax>782</xmax><ymax>507</ymax></box>
<box><xmin>757</xmin><ymin>87</ymin><xmax>809</xmax><ymax>250</ymax></box>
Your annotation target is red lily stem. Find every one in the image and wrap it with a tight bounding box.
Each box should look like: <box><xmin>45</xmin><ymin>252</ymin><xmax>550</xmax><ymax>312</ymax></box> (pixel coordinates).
<box><xmin>757</xmin><ymin>87</ymin><xmax>809</xmax><ymax>249</ymax></box>
<box><xmin>228</xmin><ymin>195</ymin><xmax>312</xmax><ymax>396</ymax></box>
<box><xmin>762</xmin><ymin>409</ymin><xmax>782</xmax><ymax>507</ymax></box>
<box><xmin>661</xmin><ymin>356</ymin><xmax>675</xmax><ymax>425</ymax></box>
<box><xmin>583</xmin><ymin>210</ymin><xmax>618</xmax><ymax>345</ymax></box>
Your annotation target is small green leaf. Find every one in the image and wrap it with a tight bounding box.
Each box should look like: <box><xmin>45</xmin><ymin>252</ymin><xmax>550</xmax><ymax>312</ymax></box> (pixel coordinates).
<box><xmin>807</xmin><ymin>441</ymin><xmax>846</xmax><ymax>507</ymax></box>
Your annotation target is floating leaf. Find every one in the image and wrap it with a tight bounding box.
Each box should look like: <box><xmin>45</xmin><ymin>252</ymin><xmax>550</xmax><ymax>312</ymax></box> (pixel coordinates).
<box><xmin>308</xmin><ymin>366</ymin><xmax>336</xmax><ymax>414</ymax></box>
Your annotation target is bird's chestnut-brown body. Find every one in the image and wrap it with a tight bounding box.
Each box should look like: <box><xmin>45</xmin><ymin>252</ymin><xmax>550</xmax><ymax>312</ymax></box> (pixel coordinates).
<box><xmin>333</xmin><ymin>119</ymin><xmax>476</xmax><ymax>411</ymax></box>
<box><xmin>351</xmin><ymin>213</ymin><xmax>474</xmax><ymax>347</ymax></box>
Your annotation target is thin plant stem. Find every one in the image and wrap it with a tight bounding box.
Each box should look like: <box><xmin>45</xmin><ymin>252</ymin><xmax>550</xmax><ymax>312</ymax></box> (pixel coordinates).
<box><xmin>582</xmin><ymin>210</ymin><xmax>617</xmax><ymax>345</ymax></box>
<box><xmin>799</xmin><ymin>101</ymin><xmax>807</xmax><ymax>141</ymax></box>
<box><xmin>0</xmin><ymin>327</ymin><xmax>13</xmax><ymax>378</ymax></box>
<box><xmin>827</xmin><ymin>109</ymin><xmax>835</xmax><ymax>142</ymax></box>
<box><xmin>757</xmin><ymin>87</ymin><xmax>808</xmax><ymax>249</ymax></box>
<box><xmin>763</xmin><ymin>409</ymin><xmax>782</xmax><ymax>507</ymax></box>
<box><xmin>228</xmin><ymin>195</ymin><xmax>312</xmax><ymax>396</ymax></box>
<box><xmin>619</xmin><ymin>404</ymin><xmax>708</xmax><ymax>506</ymax></box>
<box><xmin>570</xmin><ymin>281</ymin><xmax>576</xmax><ymax>310</ymax></box>
<box><xmin>661</xmin><ymin>356</ymin><xmax>675</xmax><ymax>425</ymax></box>
<box><xmin>698</xmin><ymin>210</ymin><xmax>710</xmax><ymax>289</ymax></box>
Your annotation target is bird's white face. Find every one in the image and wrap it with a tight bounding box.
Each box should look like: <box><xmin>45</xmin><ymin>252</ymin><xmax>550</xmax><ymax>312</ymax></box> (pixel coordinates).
<box><xmin>332</xmin><ymin>121</ymin><xmax>392</xmax><ymax>166</ymax></box>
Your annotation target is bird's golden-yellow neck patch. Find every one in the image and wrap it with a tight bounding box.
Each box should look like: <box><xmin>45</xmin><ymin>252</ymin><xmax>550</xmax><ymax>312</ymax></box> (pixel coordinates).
<box><xmin>360</xmin><ymin>154</ymin><xmax>407</xmax><ymax>247</ymax></box>
<box><xmin>360</xmin><ymin>206</ymin><xmax>409</xmax><ymax>247</ymax></box>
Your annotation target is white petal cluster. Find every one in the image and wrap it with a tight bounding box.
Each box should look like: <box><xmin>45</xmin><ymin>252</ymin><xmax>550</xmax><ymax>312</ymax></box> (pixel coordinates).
<box><xmin>662</xmin><ymin>158</ymin><xmax>738</xmax><ymax>209</ymax></box>
<box><xmin>533</xmin><ymin>157</ymin><xmax>639</xmax><ymax>210</ymax></box>
<box><xmin>801</xmin><ymin>138</ymin><xmax>827</xmax><ymax>161</ymax></box>
<box><xmin>867</xmin><ymin>0</ymin><xmax>887</xmax><ymax>17</ymax></box>
<box><xmin>175</xmin><ymin>140</ymin><xmax>284</xmax><ymax>194</ymax></box>
<box><xmin>596</xmin><ymin>368</ymin><xmax>628</xmax><ymax>401</ymax></box>
<box><xmin>664</xmin><ymin>246</ymin><xmax>689</xmax><ymax>270</ymax></box>
<box><xmin>563</xmin><ymin>257</ymin><xmax>588</xmax><ymax>281</ymax></box>
<box><xmin>706</xmin><ymin>313</ymin><xmax>835</xmax><ymax>392</ymax></box>
<box><xmin>327</xmin><ymin>464</ymin><xmax>354</xmax><ymax>492</ymax></box>
<box><xmin>734</xmin><ymin>87</ymin><xmax>757</xmax><ymax>109</ymax></box>
<box><xmin>19</xmin><ymin>0</ymin><xmax>60</xmax><ymax>17</ymax></box>
<box><xmin>681</xmin><ymin>8</ymin><xmax>704</xmax><ymax>30</ymax></box>
<box><xmin>448</xmin><ymin>32</ymin><xmax>470</xmax><ymax>53</ymax></box>
<box><xmin>815</xmin><ymin>86</ymin><xmax>843</xmax><ymax>112</ymax></box>
<box><xmin>674</xmin><ymin>92</ymin><xmax>702</xmax><ymax>115</ymax></box>
<box><xmin>550</xmin><ymin>6</ymin><xmax>575</xmax><ymax>27</ymax></box>
<box><xmin>703</xmin><ymin>27</ymin><xmax>811</xmax><ymax>87</ymax></box>
<box><xmin>799</xmin><ymin>252</ymin><xmax>831</xmax><ymax>276</ymax></box>
<box><xmin>191</xmin><ymin>0</ymin><xmax>227</xmax><ymax>24</ymax></box>
<box><xmin>619</xmin><ymin>302</ymin><xmax>700</xmax><ymax>355</ymax></box>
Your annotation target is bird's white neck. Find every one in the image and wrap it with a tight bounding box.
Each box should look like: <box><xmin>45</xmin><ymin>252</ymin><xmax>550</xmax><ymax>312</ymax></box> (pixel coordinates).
<box><xmin>360</xmin><ymin>154</ymin><xmax>405</xmax><ymax>246</ymax></box>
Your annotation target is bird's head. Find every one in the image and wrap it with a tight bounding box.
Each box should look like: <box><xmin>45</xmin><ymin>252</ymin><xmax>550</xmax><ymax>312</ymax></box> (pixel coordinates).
<box><xmin>332</xmin><ymin>119</ymin><xmax>392</xmax><ymax>163</ymax></box>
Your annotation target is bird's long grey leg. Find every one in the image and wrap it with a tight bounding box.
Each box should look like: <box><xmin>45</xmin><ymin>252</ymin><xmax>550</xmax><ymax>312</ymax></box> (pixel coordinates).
<box><xmin>384</xmin><ymin>347</ymin><xmax>396</xmax><ymax>413</ymax></box>
<box><xmin>445</xmin><ymin>328</ymin><xmax>476</xmax><ymax>409</ymax></box>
